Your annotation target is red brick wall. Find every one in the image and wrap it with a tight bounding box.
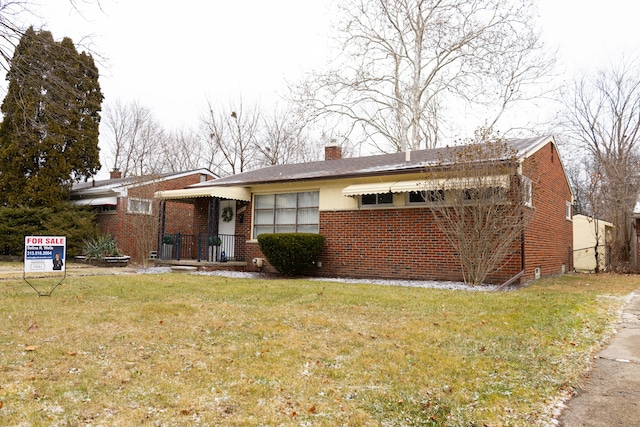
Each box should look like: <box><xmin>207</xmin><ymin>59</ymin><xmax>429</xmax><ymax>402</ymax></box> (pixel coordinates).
<box><xmin>95</xmin><ymin>173</ymin><xmax>210</xmax><ymax>262</ymax></box>
<box><xmin>521</xmin><ymin>142</ymin><xmax>573</xmax><ymax>281</ymax></box>
<box><xmin>239</xmin><ymin>142</ymin><xmax>572</xmax><ymax>284</ymax></box>
<box><xmin>242</xmin><ymin>206</ymin><xmax>523</xmax><ymax>283</ymax></box>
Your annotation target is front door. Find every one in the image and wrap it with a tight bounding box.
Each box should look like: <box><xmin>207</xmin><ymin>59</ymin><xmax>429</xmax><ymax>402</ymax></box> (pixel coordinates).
<box><xmin>218</xmin><ymin>200</ymin><xmax>236</xmax><ymax>259</ymax></box>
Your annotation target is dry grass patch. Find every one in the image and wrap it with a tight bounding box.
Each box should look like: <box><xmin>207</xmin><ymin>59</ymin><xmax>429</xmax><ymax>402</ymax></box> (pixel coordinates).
<box><xmin>0</xmin><ymin>272</ymin><xmax>637</xmax><ymax>426</ymax></box>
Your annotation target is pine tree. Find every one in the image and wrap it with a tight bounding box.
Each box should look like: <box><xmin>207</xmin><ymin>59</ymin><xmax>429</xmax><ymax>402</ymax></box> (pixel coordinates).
<box><xmin>0</xmin><ymin>27</ymin><xmax>102</xmax><ymax>207</ymax></box>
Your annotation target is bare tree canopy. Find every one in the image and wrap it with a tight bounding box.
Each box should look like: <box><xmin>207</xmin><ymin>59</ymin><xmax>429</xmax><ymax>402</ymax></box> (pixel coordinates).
<box><xmin>200</xmin><ymin>98</ymin><xmax>323</xmax><ymax>177</ymax></box>
<box><xmin>200</xmin><ymin>98</ymin><xmax>261</xmax><ymax>176</ymax></box>
<box><xmin>103</xmin><ymin>100</ymin><xmax>167</xmax><ymax>177</ymax></box>
<box><xmin>564</xmin><ymin>58</ymin><xmax>640</xmax><ymax>271</ymax></box>
<box><xmin>292</xmin><ymin>0</ymin><xmax>554</xmax><ymax>153</ymax></box>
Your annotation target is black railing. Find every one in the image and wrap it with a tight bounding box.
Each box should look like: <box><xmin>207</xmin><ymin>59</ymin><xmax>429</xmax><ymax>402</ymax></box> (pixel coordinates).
<box><xmin>159</xmin><ymin>233</ymin><xmax>245</xmax><ymax>262</ymax></box>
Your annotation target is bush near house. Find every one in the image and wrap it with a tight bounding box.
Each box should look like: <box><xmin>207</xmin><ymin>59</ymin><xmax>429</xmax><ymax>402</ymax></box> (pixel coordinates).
<box><xmin>82</xmin><ymin>235</ymin><xmax>123</xmax><ymax>259</ymax></box>
<box><xmin>258</xmin><ymin>233</ymin><xmax>325</xmax><ymax>276</ymax></box>
<box><xmin>0</xmin><ymin>205</ymin><xmax>98</xmax><ymax>257</ymax></box>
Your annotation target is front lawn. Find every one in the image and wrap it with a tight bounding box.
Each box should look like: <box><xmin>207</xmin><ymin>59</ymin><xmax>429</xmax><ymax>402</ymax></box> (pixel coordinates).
<box><xmin>0</xmin><ymin>272</ymin><xmax>637</xmax><ymax>426</ymax></box>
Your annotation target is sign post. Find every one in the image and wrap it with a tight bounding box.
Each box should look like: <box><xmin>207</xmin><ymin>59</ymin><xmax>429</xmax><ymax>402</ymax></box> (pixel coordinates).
<box><xmin>24</xmin><ymin>236</ymin><xmax>66</xmax><ymax>296</ymax></box>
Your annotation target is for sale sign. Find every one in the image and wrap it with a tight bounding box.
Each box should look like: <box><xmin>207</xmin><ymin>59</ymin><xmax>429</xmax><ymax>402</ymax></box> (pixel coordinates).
<box><xmin>24</xmin><ymin>236</ymin><xmax>66</xmax><ymax>273</ymax></box>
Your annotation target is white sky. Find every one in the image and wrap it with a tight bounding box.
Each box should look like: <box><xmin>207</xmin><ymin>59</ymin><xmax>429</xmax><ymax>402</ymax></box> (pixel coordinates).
<box><xmin>10</xmin><ymin>0</ymin><xmax>640</xmax><ymax>173</ymax></box>
<box><xmin>31</xmin><ymin>0</ymin><xmax>333</xmax><ymax>130</ymax></box>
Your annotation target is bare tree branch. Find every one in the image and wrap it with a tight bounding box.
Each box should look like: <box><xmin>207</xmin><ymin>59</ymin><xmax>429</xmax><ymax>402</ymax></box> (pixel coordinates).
<box><xmin>564</xmin><ymin>58</ymin><xmax>640</xmax><ymax>271</ymax></box>
<box><xmin>291</xmin><ymin>0</ymin><xmax>555</xmax><ymax>153</ymax></box>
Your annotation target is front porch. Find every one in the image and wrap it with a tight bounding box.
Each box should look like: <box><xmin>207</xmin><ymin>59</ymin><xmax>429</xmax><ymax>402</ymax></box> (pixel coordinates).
<box><xmin>154</xmin><ymin>184</ymin><xmax>253</xmax><ymax>269</ymax></box>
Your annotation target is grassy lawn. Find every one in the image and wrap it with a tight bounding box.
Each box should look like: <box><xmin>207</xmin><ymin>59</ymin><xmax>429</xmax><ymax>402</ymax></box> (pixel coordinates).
<box><xmin>0</xmin><ymin>271</ymin><xmax>638</xmax><ymax>426</ymax></box>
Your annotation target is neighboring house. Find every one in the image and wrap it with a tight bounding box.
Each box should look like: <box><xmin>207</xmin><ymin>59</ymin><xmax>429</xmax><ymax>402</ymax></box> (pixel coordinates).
<box><xmin>155</xmin><ymin>136</ymin><xmax>573</xmax><ymax>284</ymax></box>
<box><xmin>572</xmin><ymin>214</ymin><xmax>612</xmax><ymax>272</ymax></box>
<box><xmin>70</xmin><ymin>169</ymin><xmax>215</xmax><ymax>262</ymax></box>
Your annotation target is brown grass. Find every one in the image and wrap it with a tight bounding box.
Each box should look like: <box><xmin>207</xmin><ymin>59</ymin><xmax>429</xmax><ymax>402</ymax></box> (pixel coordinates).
<box><xmin>0</xmin><ymin>271</ymin><xmax>637</xmax><ymax>426</ymax></box>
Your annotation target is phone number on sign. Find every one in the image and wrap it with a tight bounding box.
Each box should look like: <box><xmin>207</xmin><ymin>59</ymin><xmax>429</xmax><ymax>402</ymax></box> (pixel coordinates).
<box><xmin>26</xmin><ymin>250</ymin><xmax>52</xmax><ymax>257</ymax></box>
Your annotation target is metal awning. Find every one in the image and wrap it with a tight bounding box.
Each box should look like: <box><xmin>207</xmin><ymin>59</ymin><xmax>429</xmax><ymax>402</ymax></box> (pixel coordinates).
<box><xmin>71</xmin><ymin>196</ymin><xmax>118</xmax><ymax>206</ymax></box>
<box><xmin>342</xmin><ymin>175</ymin><xmax>511</xmax><ymax>197</ymax></box>
<box><xmin>154</xmin><ymin>186</ymin><xmax>251</xmax><ymax>201</ymax></box>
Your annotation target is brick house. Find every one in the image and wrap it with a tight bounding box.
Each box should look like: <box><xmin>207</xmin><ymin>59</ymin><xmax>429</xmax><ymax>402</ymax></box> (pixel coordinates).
<box><xmin>155</xmin><ymin>136</ymin><xmax>573</xmax><ymax>284</ymax></box>
<box><xmin>70</xmin><ymin>169</ymin><xmax>215</xmax><ymax>262</ymax></box>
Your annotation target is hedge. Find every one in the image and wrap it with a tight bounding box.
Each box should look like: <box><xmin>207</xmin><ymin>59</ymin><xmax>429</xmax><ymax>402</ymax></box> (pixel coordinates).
<box><xmin>0</xmin><ymin>205</ymin><xmax>99</xmax><ymax>257</ymax></box>
<box><xmin>257</xmin><ymin>233</ymin><xmax>325</xmax><ymax>276</ymax></box>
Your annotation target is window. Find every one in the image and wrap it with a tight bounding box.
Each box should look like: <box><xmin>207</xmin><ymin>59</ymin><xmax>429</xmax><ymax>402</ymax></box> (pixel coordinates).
<box><xmin>253</xmin><ymin>191</ymin><xmax>319</xmax><ymax>238</ymax></box>
<box><xmin>408</xmin><ymin>189</ymin><xmax>445</xmax><ymax>204</ymax></box>
<box><xmin>521</xmin><ymin>176</ymin><xmax>532</xmax><ymax>207</ymax></box>
<box><xmin>566</xmin><ymin>201</ymin><xmax>572</xmax><ymax>220</ymax></box>
<box><xmin>97</xmin><ymin>204</ymin><xmax>117</xmax><ymax>213</ymax></box>
<box><xmin>360</xmin><ymin>192</ymin><xmax>393</xmax><ymax>206</ymax></box>
<box><xmin>127</xmin><ymin>198</ymin><xmax>152</xmax><ymax>215</ymax></box>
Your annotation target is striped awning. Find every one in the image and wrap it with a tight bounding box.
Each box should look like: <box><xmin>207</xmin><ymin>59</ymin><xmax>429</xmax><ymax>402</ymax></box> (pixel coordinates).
<box><xmin>342</xmin><ymin>175</ymin><xmax>510</xmax><ymax>197</ymax></box>
<box><xmin>155</xmin><ymin>186</ymin><xmax>251</xmax><ymax>201</ymax></box>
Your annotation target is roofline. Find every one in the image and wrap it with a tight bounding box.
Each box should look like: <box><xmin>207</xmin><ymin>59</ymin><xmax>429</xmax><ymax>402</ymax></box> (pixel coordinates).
<box><xmin>71</xmin><ymin>168</ymin><xmax>216</xmax><ymax>197</ymax></box>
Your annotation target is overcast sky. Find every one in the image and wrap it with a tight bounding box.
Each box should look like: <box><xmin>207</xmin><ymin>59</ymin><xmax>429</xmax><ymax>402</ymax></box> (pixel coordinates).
<box><xmin>11</xmin><ymin>0</ymin><xmax>640</xmax><ymax>172</ymax></box>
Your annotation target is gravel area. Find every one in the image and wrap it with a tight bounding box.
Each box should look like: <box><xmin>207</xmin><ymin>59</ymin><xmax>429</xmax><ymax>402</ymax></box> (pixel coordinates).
<box><xmin>136</xmin><ymin>266</ymin><xmax>499</xmax><ymax>291</ymax></box>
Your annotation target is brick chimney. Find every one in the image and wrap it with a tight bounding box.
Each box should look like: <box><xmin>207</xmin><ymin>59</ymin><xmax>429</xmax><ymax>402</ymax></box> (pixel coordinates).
<box><xmin>324</xmin><ymin>143</ymin><xmax>342</xmax><ymax>161</ymax></box>
<box><xmin>110</xmin><ymin>168</ymin><xmax>122</xmax><ymax>179</ymax></box>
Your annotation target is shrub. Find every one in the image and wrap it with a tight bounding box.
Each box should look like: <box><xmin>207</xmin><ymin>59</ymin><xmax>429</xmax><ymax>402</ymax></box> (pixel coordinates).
<box><xmin>0</xmin><ymin>205</ymin><xmax>99</xmax><ymax>257</ymax></box>
<box><xmin>257</xmin><ymin>233</ymin><xmax>325</xmax><ymax>276</ymax></box>
<box><xmin>162</xmin><ymin>235</ymin><xmax>175</xmax><ymax>245</ymax></box>
<box><xmin>83</xmin><ymin>235</ymin><xmax>123</xmax><ymax>259</ymax></box>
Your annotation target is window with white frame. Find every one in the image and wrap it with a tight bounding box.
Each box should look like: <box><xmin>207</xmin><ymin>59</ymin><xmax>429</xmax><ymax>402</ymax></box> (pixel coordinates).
<box><xmin>360</xmin><ymin>192</ymin><xmax>393</xmax><ymax>207</ymax></box>
<box><xmin>127</xmin><ymin>198</ymin><xmax>152</xmax><ymax>215</ymax></box>
<box><xmin>253</xmin><ymin>191</ymin><xmax>319</xmax><ymax>238</ymax></box>
<box><xmin>566</xmin><ymin>200</ymin><xmax>572</xmax><ymax>220</ymax></box>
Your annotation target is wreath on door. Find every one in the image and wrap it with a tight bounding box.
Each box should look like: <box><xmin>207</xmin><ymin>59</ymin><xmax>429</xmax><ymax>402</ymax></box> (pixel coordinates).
<box><xmin>221</xmin><ymin>206</ymin><xmax>234</xmax><ymax>222</ymax></box>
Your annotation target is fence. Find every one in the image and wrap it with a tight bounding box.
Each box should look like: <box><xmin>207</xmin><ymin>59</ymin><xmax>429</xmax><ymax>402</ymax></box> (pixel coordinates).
<box><xmin>160</xmin><ymin>233</ymin><xmax>246</xmax><ymax>262</ymax></box>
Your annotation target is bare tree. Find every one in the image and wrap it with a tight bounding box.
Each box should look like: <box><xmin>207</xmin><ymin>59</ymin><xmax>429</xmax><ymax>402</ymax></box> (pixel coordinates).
<box><xmin>567</xmin><ymin>156</ymin><xmax>609</xmax><ymax>272</ymax></box>
<box><xmin>200</xmin><ymin>98</ymin><xmax>261</xmax><ymax>176</ymax></box>
<box><xmin>161</xmin><ymin>128</ymin><xmax>206</xmax><ymax>173</ymax></box>
<box><xmin>103</xmin><ymin>100</ymin><xmax>166</xmax><ymax>176</ymax></box>
<box><xmin>565</xmin><ymin>59</ymin><xmax>640</xmax><ymax>272</ymax></box>
<box><xmin>125</xmin><ymin>175</ymin><xmax>162</xmax><ymax>266</ymax></box>
<box><xmin>256</xmin><ymin>104</ymin><xmax>321</xmax><ymax>166</ymax></box>
<box><xmin>423</xmin><ymin>128</ymin><xmax>535</xmax><ymax>285</ymax></box>
<box><xmin>292</xmin><ymin>0</ymin><xmax>554</xmax><ymax>153</ymax></box>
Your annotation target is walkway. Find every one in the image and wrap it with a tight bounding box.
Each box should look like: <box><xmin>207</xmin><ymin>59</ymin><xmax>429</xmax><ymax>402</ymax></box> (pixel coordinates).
<box><xmin>557</xmin><ymin>291</ymin><xmax>640</xmax><ymax>426</ymax></box>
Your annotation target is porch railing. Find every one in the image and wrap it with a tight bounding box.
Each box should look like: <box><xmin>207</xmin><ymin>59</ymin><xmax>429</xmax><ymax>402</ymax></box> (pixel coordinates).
<box><xmin>159</xmin><ymin>232</ymin><xmax>245</xmax><ymax>262</ymax></box>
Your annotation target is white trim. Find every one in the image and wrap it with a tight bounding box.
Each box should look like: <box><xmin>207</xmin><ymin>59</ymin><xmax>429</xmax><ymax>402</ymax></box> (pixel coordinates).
<box><xmin>71</xmin><ymin>196</ymin><xmax>118</xmax><ymax>206</ymax></box>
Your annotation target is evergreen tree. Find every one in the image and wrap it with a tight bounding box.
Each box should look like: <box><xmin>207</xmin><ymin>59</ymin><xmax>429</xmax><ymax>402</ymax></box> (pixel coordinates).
<box><xmin>0</xmin><ymin>27</ymin><xmax>102</xmax><ymax>207</ymax></box>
